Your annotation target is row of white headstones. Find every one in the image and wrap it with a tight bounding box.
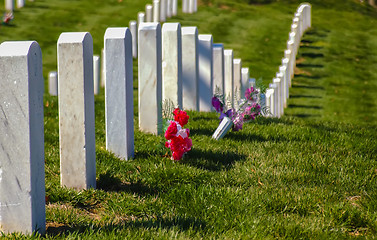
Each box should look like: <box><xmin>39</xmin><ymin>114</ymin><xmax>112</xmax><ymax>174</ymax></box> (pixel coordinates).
<box><xmin>4</xmin><ymin>0</ymin><xmax>32</xmax><ymax>10</ymax></box>
<box><xmin>0</xmin><ymin>1</ymin><xmax>311</xmax><ymax>236</ymax></box>
<box><xmin>264</xmin><ymin>3</ymin><xmax>312</xmax><ymax>118</ymax></box>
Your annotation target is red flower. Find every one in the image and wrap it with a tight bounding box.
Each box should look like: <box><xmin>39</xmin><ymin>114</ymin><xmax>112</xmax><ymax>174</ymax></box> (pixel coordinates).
<box><xmin>174</xmin><ymin>108</ymin><xmax>189</xmax><ymax>127</ymax></box>
<box><xmin>170</xmin><ymin>136</ymin><xmax>183</xmax><ymax>152</ymax></box>
<box><xmin>164</xmin><ymin>121</ymin><xmax>178</xmax><ymax>140</ymax></box>
<box><xmin>165</xmin><ymin>109</ymin><xmax>192</xmax><ymax>161</ymax></box>
<box><xmin>172</xmin><ymin>149</ymin><xmax>184</xmax><ymax>161</ymax></box>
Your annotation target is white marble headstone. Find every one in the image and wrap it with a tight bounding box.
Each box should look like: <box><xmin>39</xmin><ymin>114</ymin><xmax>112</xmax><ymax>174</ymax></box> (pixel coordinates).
<box><xmin>138</xmin><ymin>12</ymin><xmax>145</xmax><ymax>25</ymax></box>
<box><xmin>48</xmin><ymin>71</ymin><xmax>58</xmax><ymax>96</ymax></box>
<box><xmin>181</xmin><ymin>27</ymin><xmax>199</xmax><ymax>111</ymax></box>
<box><xmin>166</xmin><ymin>0</ymin><xmax>172</xmax><ymax>18</ymax></box>
<box><xmin>212</xmin><ymin>43</ymin><xmax>224</xmax><ymax>96</ymax></box>
<box><xmin>172</xmin><ymin>0</ymin><xmax>177</xmax><ymax>16</ymax></box>
<box><xmin>138</xmin><ymin>23</ymin><xmax>162</xmax><ymax>135</ymax></box>
<box><xmin>145</xmin><ymin>4</ymin><xmax>153</xmax><ymax>22</ymax></box>
<box><xmin>57</xmin><ymin>32</ymin><xmax>96</xmax><ymax>190</ymax></box>
<box><xmin>269</xmin><ymin>83</ymin><xmax>279</xmax><ymax>118</ymax></box>
<box><xmin>233</xmin><ymin>58</ymin><xmax>242</xmax><ymax>100</ymax></box>
<box><xmin>160</xmin><ymin>0</ymin><xmax>167</xmax><ymax>22</ymax></box>
<box><xmin>153</xmin><ymin>0</ymin><xmax>160</xmax><ymax>23</ymax></box>
<box><xmin>129</xmin><ymin>20</ymin><xmax>138</xmax><ymax>58</ymax></box>
<box><xmin>162</xmin><ymin>23</ymin><xmax>182</xmax><ymax>108</ymax></box>
<box><xmin>104</xmin><ymin>27</ymin><xmax>134</xmax><ymax>160</ymax></box>
<box><xmin>5</xmin><ymin>0</ymin><xmax>14</xmax><ymax>11</ymax></box>
<box><xmin>17</xmin><ymin>0</ymin><xmax>24</xmax><ymax>8</ymax></box>
<box><xmin>198</xmin><ymin>34</ymin><xmax>213</xmax><ymax>112</ymax></box>
<box><xmin>241</xmin><ymin>67</ymin><xmax>249</xmax><ymax>97</ymax></box>
<box><xmin>0</xmin><ymin>41</ymin><xmax>46</xmax><ymax>235</ymax></box>
<box><xmin>93</xmin><ymin>55</ymin><xmax>100</xmax><ymax>95</ymax></box>
<box><xmin>224</xmin><ymin>49</ymin><xmax>234</xmax><ymax>107</ymax></box>
<box><xmin>182</xmin><ymin>0</ymin><xmax>189</xmax><ymax>13</ymax></box>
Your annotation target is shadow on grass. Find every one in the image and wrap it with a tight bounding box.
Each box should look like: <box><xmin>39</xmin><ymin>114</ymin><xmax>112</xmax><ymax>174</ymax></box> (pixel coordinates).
<box><xmin>97</xmin><ymin>172</ymin><xmax>158</xmax><ymax>195</ymax></box>
<box><xmin>290</xmin><ymin>94</ymin><xmax>322</xmax><ymax>99</ymax></box>
<box><xmin>190</xmin><ymin>115</ymin><xmax>217</xmax><ymax>121</ymax></box>
<box><xmin>184</xmin><ymin>148</ymin><xmax>246</xmax><ymax>171</ymax></box>
<box><xmin>294</xmin><ymin>74</ymin><xmax>322</xmax><ymax>79</ymax></box>
<box><xmin>296</xmin><ymin>63</ymin><xmax>324</xmax><ymax>68</ymax></box>
<box><xmin>223</xmin><ymin>131</ymin><xmax>267</xmax><ymax>143</ymax></box>
<box><xmin>190</xmin><ymin>127</ymin><xmax>216</xmax><ymax>136</ymax></box>
<box><xmin>288</xmin><ymin>104</ymin><xmax>322</xmax><ymax>109</ymax></box>
<box><xmin>301</xmin><ymin>52</ymin><xmax>324</xmax><ymax>58</ymax></box>
<box><xmin>46</xmin><ymin>216</ymin><xmax>206</xmax><ymax>237</ymax></box>
<box><xmin>292</xmin><ymin>84</ymin><xmax>324</xmax><ymax>90</ymax></box>
<box><xmin>299</xmin><ymin>45</ymin><xmax>323</xmax><ymax>50</ymax></box>
<box><xmin>253</xmin><ymin>117</ymin><xmax>295</xmax><ymax>126</ymax></box>
<box><xmin>286</xmin><ymin>113</ymin><xmax>321</xmax><ymax>118</ymax></box>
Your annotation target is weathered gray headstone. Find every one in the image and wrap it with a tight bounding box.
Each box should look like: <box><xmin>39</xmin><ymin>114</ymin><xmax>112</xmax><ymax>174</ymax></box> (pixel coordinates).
<box><xmin>224</xmin><ymin>49</ymin><xmax>234</xmax><ymax>107</ymax></box>
<box><xmin>160</xmin><ymin>0</ymin><xmax>167</xmax><ymax>22</ymax></box>
<box><xmin>233</xmin><ymin>58</ymin><xmax>242</xmax><ymax>100</ymax></box>
<box><xmin>48</xmin><ymin>71</ymin><xmax>58</xmax><ymax>96</ymax></box>
<box><xmin>145</xmin><ymin>4</ymin><xmax>153</xmax><ymax>22</ymax></box>
<box><xmin>181</xmin><ymin>27</ymin><xmax>199</xmax><ymax>111</ymax></box>
<box><xmin>153</xmin><ymin>0</ymin><xmax>160</xmax><ymax>22</ymax></box>
<box><xmin>241</xmin><ymin>67</ymin><xmax>249</xmax><ymax>97</ymax></box>
<box><xmin>212</xmin><ymin>43</ymin><xmax>224</xmax><ymax>96</ymax></box>
<box><xmin>0</xmin><ymin>41</ymin><xmax>46</xmax><ymax>235</ymax></box>
<box><xmin>138</xmin><ymin>12</ymin><xmax>145</xmax><ymax>25</ymax></box>
<box><xmin>93</xmin><ymin>55</ymin><xmax>100</xmax><ymax>95</ymax></box>
<box><xmin>5</xmin><ymin>0</ymin><xmax>14</xmax><ymax>11</ymax></box>
<box><xmin>162</xmin><ymin>23</ymin><xmax>182</xmax><ymax>108</ymax></box>
<box><xmin>198</xmin><ymin>34</ymin><xmax>213</xmax><ymax>112</ymax></box>
<box><xmin>138</xmin><ymin>23</ymin><xmax>162</xmax><ymax>135</ymax></box>
<box><xmin>57</xmin><ymin>32</ymin><xmax>96</xmax><ymax>190</ymax></box>
<box><xmin>104</xmin><ymin>27</ymin><xmax>134</xmax><ymax>160</ymax></box>
<box><xmin>129</xmin><ymin>20</ymin><xmax>138</xmax><ymax>58</ymax></box>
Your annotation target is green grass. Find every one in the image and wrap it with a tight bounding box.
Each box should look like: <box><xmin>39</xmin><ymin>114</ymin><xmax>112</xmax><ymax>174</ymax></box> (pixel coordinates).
<box><xmin>1</xmin><ymin>0</ymin><xmax>377</xmax><ymax>239</ymax></box>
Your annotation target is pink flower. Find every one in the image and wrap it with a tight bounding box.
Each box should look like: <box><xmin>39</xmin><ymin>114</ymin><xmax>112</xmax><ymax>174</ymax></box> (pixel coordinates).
<box><xmin>232</xmin><ymin>114</ymin><xmax>243</xmax><ymax>131</ymax></box>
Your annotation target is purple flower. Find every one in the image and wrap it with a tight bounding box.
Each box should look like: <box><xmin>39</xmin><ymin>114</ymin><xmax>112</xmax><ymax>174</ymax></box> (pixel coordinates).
<box><xmin>212</xmin><ymin>97</ymin><xmax>223</xmax><ymax>113</ymax></box>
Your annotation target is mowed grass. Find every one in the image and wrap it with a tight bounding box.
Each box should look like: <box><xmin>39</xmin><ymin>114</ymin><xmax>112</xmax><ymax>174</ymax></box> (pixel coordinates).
<box><xmin>1</xmin><ymin>0</ymin><xmax>377</xmax><ymax>239</ymax></box>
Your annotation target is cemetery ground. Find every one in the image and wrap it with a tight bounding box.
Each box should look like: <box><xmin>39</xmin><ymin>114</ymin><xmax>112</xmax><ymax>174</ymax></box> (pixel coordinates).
<box><xmin>1</xmin><ymin>0</ymin><xmax>377</xmax><ymax>239</ymax></box>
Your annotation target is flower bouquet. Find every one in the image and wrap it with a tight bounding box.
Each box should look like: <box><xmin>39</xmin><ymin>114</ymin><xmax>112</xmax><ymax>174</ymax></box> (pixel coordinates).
<box><xmin>2</xmin><ymin>12</ymin><xmax>13</xmax><ymax>26</ymax></box>
<box><xmin>212</xmin><ymin>87</ymin><xmax>262</xmax><ymax>140</ymax></box>
<box><xmin>164</xmin><ymin>108</ymin><xmax>192</xmax><ymax>161</ymax></box>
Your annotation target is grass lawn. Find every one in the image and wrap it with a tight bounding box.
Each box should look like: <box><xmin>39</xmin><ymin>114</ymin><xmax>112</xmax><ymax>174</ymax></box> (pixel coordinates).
<box><xmin>1</xmin><ymin>0</ymin><xmax>377</xmax><ymax>238</ymax></box>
